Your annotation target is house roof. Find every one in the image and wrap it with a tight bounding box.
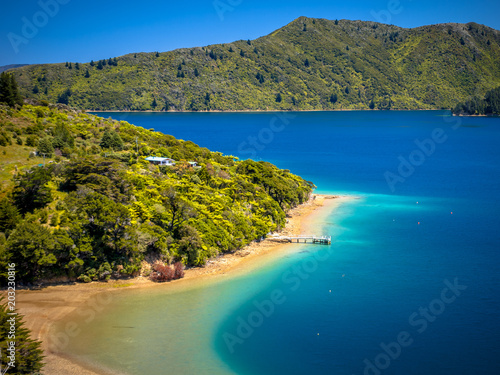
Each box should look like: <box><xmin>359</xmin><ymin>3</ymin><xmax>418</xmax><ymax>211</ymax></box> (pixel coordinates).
<box><xmin>145</xmin><ymin>157</ymin><xmax>174</xmax><ymax>162</ymax></box>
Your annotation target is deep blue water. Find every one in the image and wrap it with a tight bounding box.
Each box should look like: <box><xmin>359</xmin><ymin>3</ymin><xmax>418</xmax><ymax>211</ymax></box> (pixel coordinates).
<box><xmin>86</xmin><ymin>111</ymin><xmax>500</xmax><ymax>374</ymax></box>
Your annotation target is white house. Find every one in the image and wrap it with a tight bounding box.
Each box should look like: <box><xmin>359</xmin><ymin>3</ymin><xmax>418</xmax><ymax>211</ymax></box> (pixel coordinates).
<box><xmin>145</xmin><ymin>157</ymin><xmax>175</xmax><ymax>166</ymax></box>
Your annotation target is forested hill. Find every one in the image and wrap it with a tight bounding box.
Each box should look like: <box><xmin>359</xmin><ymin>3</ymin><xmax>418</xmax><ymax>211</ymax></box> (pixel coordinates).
<box><xmin>0</xmin><ymin>64</ymin><xmax>30</xmax><ymax>74</ymax></box>
<box><xmin>0</xmin><ymin>102</ymin><xmax>313</xmax><ymax>284</ymax></box>
<box><xmin>9</xmin><ymin>17</ymin><xmax>500</xmax><ymax>111</ymax></box>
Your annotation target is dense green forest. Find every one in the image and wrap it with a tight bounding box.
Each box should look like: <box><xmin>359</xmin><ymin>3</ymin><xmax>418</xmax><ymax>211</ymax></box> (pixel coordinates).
<box><xmin>0</xmin><ymin>101</ymin><xmax>313</xmax><ymax>284</ymax></box>
<box><xmin>453</xmin><ymin>86</ymin><xmax>500</xmax><ymax>115</ymax></box>
<box><xmin>8</xmin><ymin>17</ymin><xmax>500</xmax><ymax>111</ymax></box>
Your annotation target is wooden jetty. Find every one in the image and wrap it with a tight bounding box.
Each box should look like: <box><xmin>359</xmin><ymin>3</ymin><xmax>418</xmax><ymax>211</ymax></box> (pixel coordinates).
<box><xmin>269</xmin><ymin>235</ymin><xmax>331</xmax><ymax>245</ymax></box>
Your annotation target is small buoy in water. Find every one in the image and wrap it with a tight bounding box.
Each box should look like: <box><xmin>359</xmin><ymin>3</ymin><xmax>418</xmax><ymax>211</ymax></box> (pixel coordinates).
<box><xmin>416</xmin><ymin>201</ymin><xmax>419</xmax><ymax>204</ymax></box>
<box><xmin>342</xmin><ymin>274</ymin><xmax>345</xmax><ymax>277</ymax></box>
<box><xmin>451</xmin><ymin>212</ymin><xmax>453</xmax><ymax>215</ymax></box>
<box><xmin>317</xmin><ymin>333</ymin><xmax>320</xmax><ymax>336</ymax></box>
<box><xmin>418</xmin><ymin>222</ymin><xmax>420</xmax><ymax>225</ymax></box>
<box><xmin>329</xmin><ymin>290</ymin><xmax>332</xmax><ymax>293</ymax></box>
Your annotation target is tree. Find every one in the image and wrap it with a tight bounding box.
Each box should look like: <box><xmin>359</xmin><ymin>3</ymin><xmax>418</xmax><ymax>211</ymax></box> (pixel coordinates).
<box><xmin>240</xmin><ymin>50</ymin><xmax>245</xmax><ymax>57</ymax></box>
<box><xmin>369</xmin><ymin>99</ymin><xmax>375</xmax><ymax>109</ymax></box>
<box><xmin>85</xmin><ymin>69</ymin><xmax>90</xmax><ymax>78</ymax></box>
<box><xmin>53</xmin><ymin>122</ymin><xmax>75</xmax><ymax>148</ymax></box>
<box><xmin>100</xmin><ymin>130</ymin><xmax>113</xmax><ymax>149</ymax></box>
<box><xmin>25</xmin><ymin>135</ymin><xmax>37</xmax><ymax>147</ymax></box>
<box><xmin>13</xmin><ymin>166</ymin><xmax>53</xmax><ymax>214</ymax></box>
<box><xmin>5</xmin><ymin>222</ymin><xmax>57</xmax><ymax>281</ymax></box>
<box><xmin>97</xmin><ymin>60</ymin><xmax>103</xmax><ymax>70</ymax></box>
<box><xmin>330</xmin><ymin>94</ymin><xmax>338</xmax><ymax>104</ymax></box>
<box><xmin>75</xmin><ymin>62</ymin><xmax>80</xmax><ymax>70</ymax></box>
<box><xmin>37</xmin><ymin>137</ymin><xmax>54</xmax><ymax>157</ymax></box>
<box><xmin>158</xmin><ymin>188</ymin><xmax>196</xmax><ymax>236</ymax></box>
<box><xmin>276</xmin><ymin>93</ymin><xmax>282</xmax><ymax>103</ymax></box>
<box><xmin>485</xmin><ymin>86</ymin><xmax>500</xmax><ymax>114</ymax></box>
<box><xmin>32</xmin><ymin>85</ymin><xmax>39</xmax><ymax>94</ymax></box>
<box><xmin>100</xmin><ymin>130</ymin><xmax>123</xmax><ymax>150</ymax></box>
<box><xmin>0</xmin><ymin>298</ymin><xmax>45</xmax><ymax>373</ymax></box>
<box><xmin>194</xmin><ymin>68</ymin><xmax>199</xmax><ymax>77</ymax></box>
<box><xmin>90</xmin><ymin>60</ymin><xmax>95</xmax><ymax>66</ymax></box>
<box><xmin>0</xmin><ymin>197</ymin><xmax>20</xmax><ymax>234</ymax></box>
<box><xmin>177</xmin><ymin>224</ymin><xmax>202</xmax><ymax>265</ymax></box>
<box><xmin>0</xmin><ymin>72</ymin><xmax>23</xmax><ymax>107</ymax></box>
<box><xmin>156</xmin><ymin>51</ymin><xmax>160</xmax><ymax>57</ymax></box>
<box><xmin>152</xmin><ymin>98</ymin><xmax>157</xmax><ymax>108</ymax></box>
<box><xmin>68</xmin><ymin>62</ymin><xmax>72</xmax><ymax>69</ymax></box>
<box><xmin>108</xmin><ymin>57</ymin><xmax>113</xmax><ymax>66</ymax></box>
<box><xmin>57</xmin><ymin>88</ymin><xmax>71</xmax><ymax>105</ymax></box>
<box><xmin>73</xmin><ymin>192</ymin><xmax>136</xmax><ymax>259</ymax></box>
<box><xmin>304</xmin><ymin>58</ymin><xmax>310</xmax><ymax>67</ymax></box>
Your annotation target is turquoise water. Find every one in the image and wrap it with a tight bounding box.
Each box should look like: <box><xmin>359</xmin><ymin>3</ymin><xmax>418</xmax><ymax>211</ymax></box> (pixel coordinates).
<box><xmin>65</xmin><ymin>111</ymin><xmax>499</xmax><ymax>374</ymax></box>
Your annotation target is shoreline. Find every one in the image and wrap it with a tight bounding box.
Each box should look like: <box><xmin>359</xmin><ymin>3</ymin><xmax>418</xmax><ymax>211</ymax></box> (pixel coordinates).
<box><xmin>8</xmin><ymin>194</ymin><xmax>354</xmax><ymax>375</ymax></box>
<box><xmin>87</xmin><ymin>108</ymin><xmax>445</xmax><ymax>113</ymax></box>
<box><xmin>452</xmin><ymin>113</ymin><xmax>500</xmax><ymax>117</ymax></box>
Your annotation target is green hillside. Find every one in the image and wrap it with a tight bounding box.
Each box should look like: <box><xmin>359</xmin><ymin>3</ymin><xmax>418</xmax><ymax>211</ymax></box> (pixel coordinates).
<box><xmin>0</xmin><ymin>102</ymin><xmax>313</xmax><ymax>283</ymax></box>
<box><xmin>9</xmin><ymin>17</ymin><xmax>500</xmax><ymax>111</ymax></box>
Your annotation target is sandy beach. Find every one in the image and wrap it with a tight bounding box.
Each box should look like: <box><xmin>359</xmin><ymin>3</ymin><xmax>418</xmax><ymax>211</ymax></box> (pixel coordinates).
<box><xmin>6</xmin><ymin>194</ymin><xmax>353</xmax><ymax>375</ymax></box>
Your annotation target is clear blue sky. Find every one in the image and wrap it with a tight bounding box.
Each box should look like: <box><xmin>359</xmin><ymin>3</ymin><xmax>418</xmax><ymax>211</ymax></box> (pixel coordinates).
<box><xmin>1</xmin><ymin>0</ymin><xmax>499</xmax><ymax>66</ymax></box>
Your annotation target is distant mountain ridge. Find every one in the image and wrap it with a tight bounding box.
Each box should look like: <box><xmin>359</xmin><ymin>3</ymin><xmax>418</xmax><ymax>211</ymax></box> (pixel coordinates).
<box><xmin>10</xmin><ymin>17</ymin><xmax>500</xmax><ymax>111</ymax></box>
<box><xmin>0</xmin><ymin>64</ymin><xmax>30</xmax><ymax>73</ymax></box>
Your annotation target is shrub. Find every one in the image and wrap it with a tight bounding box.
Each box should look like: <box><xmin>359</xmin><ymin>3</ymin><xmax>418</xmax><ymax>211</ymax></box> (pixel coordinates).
<box><xmin>150</xmin><ymin>262</ymin><xmax>174</xmax><ymax>282</ymax></box>
<box><xmin>173</xmin><ymin>262</ymin><xmax>185</xmax><ymax>279</ymax></box>
<box><xmin>77</xmin><ymin>274</ymin><xmax>92</xmax><ymax>283</ymax></box>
